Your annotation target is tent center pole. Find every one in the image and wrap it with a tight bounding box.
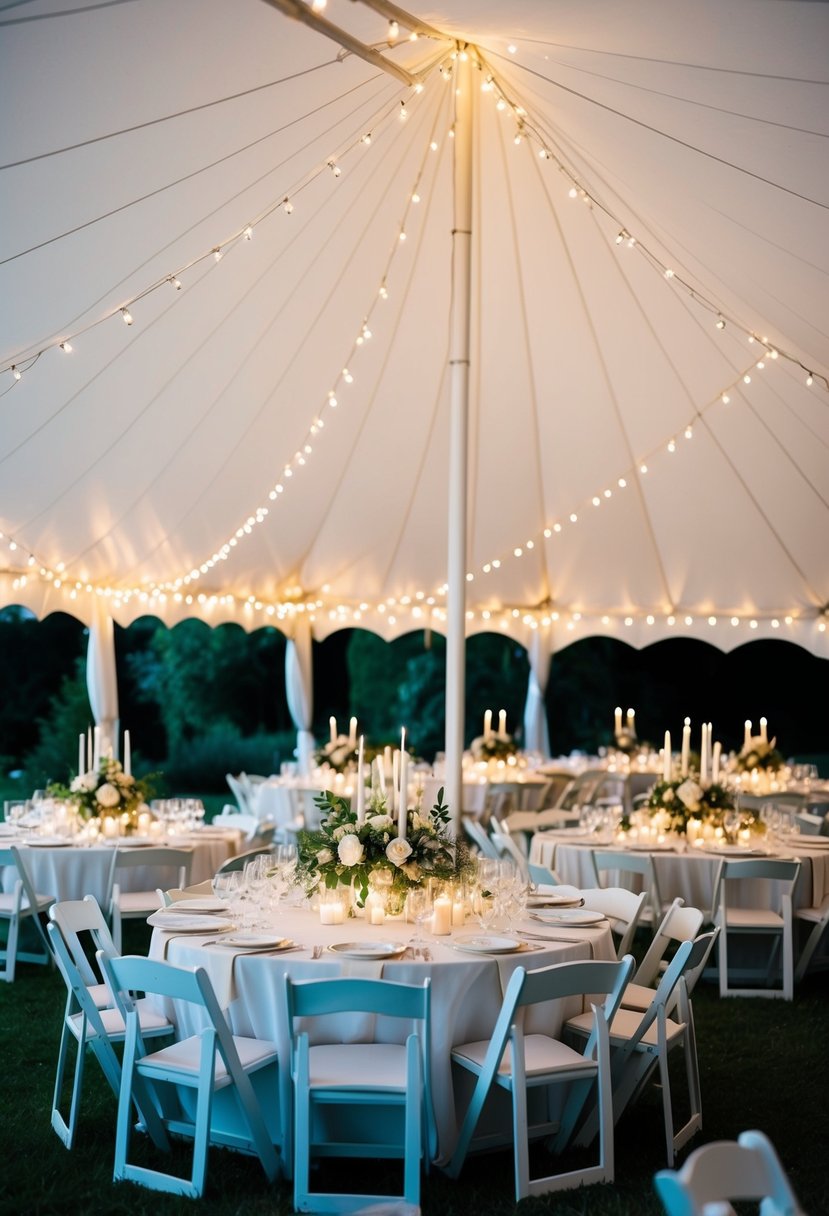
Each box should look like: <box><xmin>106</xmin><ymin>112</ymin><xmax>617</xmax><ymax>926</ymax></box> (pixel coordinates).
<box><xmin>445</xmin><ymin>53</ymin><xmax>473</xmax><ymax>833</ymax></box>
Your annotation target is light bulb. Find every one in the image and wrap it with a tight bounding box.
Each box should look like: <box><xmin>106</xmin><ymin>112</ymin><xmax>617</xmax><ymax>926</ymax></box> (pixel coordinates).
<box><xmin>328</xmin><ymin>159</ymin><xmax>341</xmax><ymax>176</ymax></box>
<box><xmin>411</xmin><ymin>192</ymin><xmax>420</xmax><ymax>203</ymax></box>
<box><xmin>213</xmin><ymin>247</ymin><xmax>223</xmax><ymax>261</ymax></box>
<box><xmin>721</xmin><ymin>392</ymin><xmax>730</xmax><ymax>404</ymax></box>
<box><xmin>168</xmin><ymin>275</ymin><xmax>182</xmax><ymax>289</ymax></box>
<box><xmin>399</xmin><ymin>103</ymin><xmax>408</xmax><ymax>121</ymax></box>
<box><xmin>243</xmin><ymin>225</ymin><xmax>253</xmax><ymax>239</ymax></box>
<box><xmin>121</xmin><ymin>307</ymin><xmax>133</xmax><ymax>325</ymax></box>
<box><xmin>664</xmin><ymin>267</ymin><xmax>674</xmax><ymax>278</ymax></box>
<box><xmin>806</xmin><ymin>372</ymin><xmax>814</xmax><ymax>386</ymax></box>
<box><xmin>715</xmin><ymin>315</ymin><xmax>725</xmax><ymax>329</ymax></box>
<box><xmin>388</xmin><ymin>20</ymin><xmax>399</xmax><ymax>40</ymax></box>
<box><xmin>12</xmin><ymin>365</ymin><xmax>21</xmax><ymax>380</ymax></box>
<box><xmin>59</xmin><ymin>341</ymin><xmax>73</xmax><ymax>353</ymax></box>
<box><xmin>362</xmin><ymin>132</ymin><xmax>372</xmax><ymax>146</ymax></box>
<box><xmin>311</xmin><ymin>0</ymin><xmax>326</xmax><ymax>9</ymax></box>
<box><xmin>283</xmin><ymin>197</ymin><xmax>293</xmax><ymax>213</ymax></box>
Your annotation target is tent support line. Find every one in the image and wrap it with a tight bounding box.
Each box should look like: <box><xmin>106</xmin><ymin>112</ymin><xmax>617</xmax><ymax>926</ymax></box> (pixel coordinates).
<box><xmin>445</xmin><ymin>54</ymin><xmax>473</xmax><ymax>831</ymax></box>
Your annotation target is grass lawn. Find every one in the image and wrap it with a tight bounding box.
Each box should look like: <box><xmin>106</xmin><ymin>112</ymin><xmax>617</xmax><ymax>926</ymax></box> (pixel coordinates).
<box><xmin>0</xmin><ymin>914</ymin><xmax>827</xmax><ymax>1216</ymax></box>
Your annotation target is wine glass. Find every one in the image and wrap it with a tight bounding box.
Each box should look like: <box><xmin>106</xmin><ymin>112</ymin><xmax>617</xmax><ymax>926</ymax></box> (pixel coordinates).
<box><xmin>406</xmin><ymin>885</ymin><xmax>434</xmax><ymax>958</ymax></box>
<box><xmin>722</xmin><ymin>807</ymin><xmax>741</xmax><ymax>845</ymax></box>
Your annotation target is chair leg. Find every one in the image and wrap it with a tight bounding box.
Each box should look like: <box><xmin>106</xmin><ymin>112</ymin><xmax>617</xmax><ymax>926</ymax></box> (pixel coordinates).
<box><xmin>4</xmin><ymin>914</ymin><xmax>19</xmax><ymax>982</ymax></box>
<box><xmin>795</xmin><ymin>916</ymin><xmax>829</xmax><ymax>983</ymax></box>
<box><xmin>403</xmin><ymin>1036</ymin><xmax>422</xmax><ymax>1207</ymax></box>
<box><xmin>51</xmin><ymin>1018</ymin><xmax>85</xmax><ymax>1149</ymax></box>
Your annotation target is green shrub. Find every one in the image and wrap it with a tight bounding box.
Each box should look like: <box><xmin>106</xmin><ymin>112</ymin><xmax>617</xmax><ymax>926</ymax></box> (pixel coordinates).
<box><xmin>159</xmin><ymin>728</ymin><xmax>297</xmax><ymax>793</ymax></box>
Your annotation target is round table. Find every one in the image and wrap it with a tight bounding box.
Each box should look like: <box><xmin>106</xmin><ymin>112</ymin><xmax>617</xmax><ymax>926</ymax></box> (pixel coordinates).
<box><xmin>1</xmin><ymin>827</ymin><xmax>242</xmax><ymax>905</ymax></box>
<box><xmin>149</xmin><ymin>899</ymin><xmax>616</xmax><ymax>1161</ymax></box>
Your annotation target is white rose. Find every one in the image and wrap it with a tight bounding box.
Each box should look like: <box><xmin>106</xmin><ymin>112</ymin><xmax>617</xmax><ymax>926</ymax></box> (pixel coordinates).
<box><xmin>337</xmin><ymin>835</ymin><xmax>364</xmax><ymax>866</ymax></box>
<box><xmin>676</xmin><ymin>779</ymin><xmax>703</xmax><ymax>812</ymax></box>
<box><xmin>367</xmin><ymin>814</ymin><xmax>393</xmax><ymax>831</ymax></box>
<box><xmin>70</xmin><ymin>776</ymin><xmax>83</xmax><ymax>792</ymax></box>
<box><xmin>76</xmin><ymin>771</ymin><xmax>98</xmax><ymax>791</ymax></box>
<box><xmin>316</xmin><ymin>848</ymin><xmax>334</xmax><ymax>865</ymax></box>
<box><xmin>95</xmin><ymin>782</ymin><xmax>121</xmax><ymax>808</ymax></box>
<box><xmin>386</xmin><ymin>838</ymin><xmax>413</xmax><ymax>867</ymax></box>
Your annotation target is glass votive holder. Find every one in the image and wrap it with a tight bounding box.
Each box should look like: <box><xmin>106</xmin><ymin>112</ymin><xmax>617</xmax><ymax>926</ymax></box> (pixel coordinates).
<box><xmin>318</xmin><ymin>886</ymin><xmax>348</xmax><ymax>924</ymax></box>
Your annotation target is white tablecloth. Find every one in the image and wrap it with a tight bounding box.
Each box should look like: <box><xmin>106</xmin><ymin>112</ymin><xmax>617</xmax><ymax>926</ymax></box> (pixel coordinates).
<box><xmin>529</xmin><ymin>831</ymin><xmax>829</xmax><ymax>912</ymax></box>
<box><xmin>3</xmin><ymin>828</ymin><xmax>242</xmax><ymax>904</ymax></box>
<box><xmin>150</xmin><ymin>902</ymin><xmax>615</xmax><ymax>1160</ymax></box>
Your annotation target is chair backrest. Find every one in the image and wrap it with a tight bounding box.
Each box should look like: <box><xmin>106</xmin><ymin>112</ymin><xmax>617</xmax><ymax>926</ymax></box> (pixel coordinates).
<box><xmin>578</xmin><ymin>886</ymin><xmax>648</xmax><ymax>958</ymax></box>
<box><xmin>47</xmin><ymin>921</ymin><xmax>120</xmax><ymax>1054</ymax></box>
<box><xmin>112</xmin><ymin>845</ymin><xmax>193</xmax><ymax>887</ymax></box>
<box><xmin>591</xmin><ymin>848</ymin><xmax>663</xmax><ymax>925</ymax></box>
<box><xmin>101</xmin><ymin>953</ymin><xmax>228</xmax><ymax>1057</ymax></box>
<box><xmin>653</xmin><ymin>1128</ymin><xmax>806</xmax><ymax>1216</ymax></box>
<box><xmin>226</xmin><ymin>773</ymin><xmax>252</xmax><ymax>815</ymax></box>
<box><xmin>7</xmin><ymin>844</ymin><xmax>47</xmax><ymax>911</ymax></box>
<box><xmin>617</xmin><ymin>932</ymin><xmax>718</xmax><ymax>1060</ymax></box>
<box><xmin>554</xmin><ymin>770</ymin><xmax>607</xmax><ymax>811</ymax></box>
<box><xmin>462</xmin><ymin>816</ymin><xmax>499</xmax><ymax>859</ymax></box>
<box><xmin>210</xmin><ymin>810</ymin><xmax>262</xmax><ymax>841</ymax></box>
<box><xmin>711</xmin><ymin>857</ymin><xmax>802</xmax><ymax>918</ymax></box>
<box><xmin>633</xmin><ymin>898</ymin><xmax>705</xmax><ymax>988</ymax></box>
<box><xmin>528</xmin><ymin>861</ymin><xmax>561</xmax><ymax>889</ymax></box>
<box><xmin>793</xmin><ymin>810</ymin><xmax>824</xmax><ymax>835</ymax></box>
<box><xmin>215</xmin><ymin>845</ymin><xmax>276</xmax><ymax>874</ymax></box>
<box><xmin>489</xmin><ymin>825</ymin><xmax>529</xmax><ymax>876</ymax></box>
<box><xmin>49</xmin><ymin>896</ymin><xmax>118</xmax><ymax>990</ymax></box>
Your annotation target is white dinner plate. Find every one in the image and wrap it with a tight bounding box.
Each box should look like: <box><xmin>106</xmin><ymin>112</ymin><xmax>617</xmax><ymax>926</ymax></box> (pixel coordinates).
<box><xmin>146</xmin><ymin>912</ymin><xmax>233</xmax><ymax>932</ymax></box>
<box><xmin>327</xmin><ymin>941</ymin><xmax>407</xmax><ymax>960</ymax></box>
<box><xmin>778</xmin><ymin>834</ymin><xmax>829</xmax><ymax>849</ymax></box>
<box><xmin>451</xmin><ymin>934</ymin><xmax>521</xmax><ymax>955</ymax></box>
<box><xmin>527</xmin><ymin>894</ymin><xmax>584</xmax><ymax>908</ymax></box>
<box><xmin>25</xmin><ymin>837</ymin><xmax>73</xmax><ymax>847</ymax></box>
<box><xmin>702</xmin><ymin>844</ymin><xmax>769</xmax><ymax>857</ymax></box>
<box><xmin>212</xmin><ymin>934</ymin><xmax>291</xmax><ymax>950</ymax></box>
<box><xmin>530</xmin><ymin>908</ymin><xmax>607</xmax><ymax>926</ymax></box>
<box><xmin>166</xmin><ymin>897</ymin><xmax>227</xmax><ymax>913</ymax></box>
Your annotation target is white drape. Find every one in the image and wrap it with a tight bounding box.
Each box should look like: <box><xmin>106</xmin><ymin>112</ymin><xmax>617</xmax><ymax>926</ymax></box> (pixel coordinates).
<box><xmin>285</xmin><ymin>614</ymin><xmax>315</xmax><ymax>776</ymax></box>
<box><xmin>86</xmin><ymin>601</ymin><xmax>120</xmax><ymax>758</ymax></box>
<box><xmin>523</xmin><ymin>623</ymin><xmax>553</xmax><ymax>758</ymax></box>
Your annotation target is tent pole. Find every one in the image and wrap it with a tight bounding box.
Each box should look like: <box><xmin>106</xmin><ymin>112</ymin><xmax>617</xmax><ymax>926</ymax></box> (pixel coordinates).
<box><xmin>445</xmin><ymin>54</ymin><xmax>473</xmax><ymax>833</ymax></box>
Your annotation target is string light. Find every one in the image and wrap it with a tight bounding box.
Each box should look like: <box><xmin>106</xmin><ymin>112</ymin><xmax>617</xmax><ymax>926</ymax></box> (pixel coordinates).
<box><xmin>327</xmin><ymin>159</ymin><xmax>341</xmax><ymax>177</ymax></box>
<box><xmin>168</xmin><ymin>274</ymin><xmax>182</xmax><ymax>289</ymax></box>
<box><xmin>282</xmin><ymin>197</ymin><xmax>293</xmax><ymax>214</ymax></box>
<box><xmin>59</xmin><ymin>341</ymin><xmax>72</xmax><ymax>353</ymax></box>
<box><xmin>213</xmin><ymin>247</ymin><xmax>223</xmax><ymax>262</ymax></box>
<box><xmin>12</xmin><ymin>365</ymin><xmax>21</xmax><ymax>380</ymax></box>
<box><xmin>243</xmin><ymin>225</ymin><xmax>254</xmax><ymax>239</ymax></box>
<box><xmin>120</xmin><ymin>308</ymin><xmax>133</xmax><ymax>326</ymax></box>
<box><xmin>388</xmin><ymin>19</ymin><xmax>399</xmax><ymax>41</ymax></box>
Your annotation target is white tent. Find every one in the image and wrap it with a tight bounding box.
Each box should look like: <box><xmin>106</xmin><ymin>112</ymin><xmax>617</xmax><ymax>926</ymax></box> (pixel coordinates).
<box><xmin>2</xmin><ymin>0</ymin><xmax>828</xmax><ymax>668</ymax></box>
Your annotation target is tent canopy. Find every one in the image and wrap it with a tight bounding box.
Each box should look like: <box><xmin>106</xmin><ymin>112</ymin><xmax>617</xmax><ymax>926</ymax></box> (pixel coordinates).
<box><xmin>2</xmin><ymin>0</ymin><xmax>828</xmax><ymax>657</ymax></box>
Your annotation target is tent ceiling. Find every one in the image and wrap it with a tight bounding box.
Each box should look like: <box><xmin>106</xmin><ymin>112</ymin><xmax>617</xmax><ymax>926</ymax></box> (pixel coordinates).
<box><xmin>1</xmin><ymin>0</ymin><xmax>828</xmax><ymax>655</ymax></box>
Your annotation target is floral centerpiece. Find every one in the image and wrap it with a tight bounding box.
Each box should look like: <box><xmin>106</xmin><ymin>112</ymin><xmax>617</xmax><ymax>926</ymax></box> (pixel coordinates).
<box><xmin>47</xmin><ymin>757</ymin><xmax>153</xmax><ymax>830</ymax></box>
<box><xmin>313</xmin><ymin>735</ymin><xmax>358</xmax><ymax>774</ymax></box>
<box><xmin>734</xmin><ymin>735</ymin><xmax>785</xmax><ymax>773</ymax></box>
<box><xmin>470</xmin><ymin>733</ymin><xmax>516</xmax><ymax>763</ymax></box>
<box><xmin>297</xmin><ymin>786</ymin><xmax>473</xmax><ymax>910</ymax></box>
<box><xmin>638</xmin><ymin>777</ymin><xmax>737</xmax><ymax>835</ymax></box>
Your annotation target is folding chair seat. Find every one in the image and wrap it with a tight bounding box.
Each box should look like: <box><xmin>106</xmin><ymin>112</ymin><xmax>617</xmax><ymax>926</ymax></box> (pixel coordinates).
<box><xmin>591</xmin><ymin>848</ymin><xmax>667</xmax><ymax>929</ymax></box>
<box><xmin>284</xmin><ymin>974</ymin><xmax>433</xmax><ymax>1213</ymax></box>
<box><xmin>2</xmin><ymin>845</ymin><xmax>55</xmax><ymax>981</ymax></box>
<box><xmin>109</xmin><ymin>846</ymin><xmax>193</xmax><ymax>951</ymax></box>
<box><xmin>577</xmin><ymin>886</ymin><xmax>648</xmax><ymax>959</ymax></box>
<box><xmin>653</xmin><ymin>1127</ymin><xmax>806</xmax><ymax>1216</ymax></box>
<box><xmin>443</xmin><ymin>955</ymin><xmax>635</xmax><ymax>1201</ymax></box>
<box><xmin>567</xmin><ymin>931</ymin><xmax>718</xmax><ymax>1166</ymax></box>
<box><xmin>620</xmin><ymin>898</ymin><xmax>705</xmax><ymax>1013</ymax></box>
<box><xmin>156</xmin><ymin>879</ymin><xmax>215</xmax><ymax>906</ymax></box>
<box><xmin>101</xmin><ymin>953</ymin><xmax>281</xmax><ymax>1197</ymax></box>
<box><xmin>46</xmin><ymin>921</ymin><xmax>172</xmax><ymax>1150</ymax></box>
<box><xmin>711</xmin><ymin>857</ymin><xmax>801</xmax><ymax>1000</ymax></box>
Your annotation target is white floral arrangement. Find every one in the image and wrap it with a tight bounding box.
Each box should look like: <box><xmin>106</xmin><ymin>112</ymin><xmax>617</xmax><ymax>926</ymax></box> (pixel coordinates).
<box><xmin>636</xmin><ymin>777</ymin><xmax>736</xmax><ymax>835</ymax></box>
<box><xmin>296</xmin><ymin>787</ymin><xmax>473</xmax><ymax>908</ymax></box>
<box><xmin>48</xmin><ymin>758</ymin><xmax>153</xmax><ymax>823</ymax></box>
<box><xmin>313</xmin><ymin>735</ymin><xmax>358</xmax><ymax>774</ymax></box>
<box><xmin>470</xmin><ymin>733</ymin><xmax>516</xmax><ymax>763</ymax></box>
<box><xmin>733</xmin><ymin>735</ymin><xmax>784</xmax><ymax>773</ymax></box>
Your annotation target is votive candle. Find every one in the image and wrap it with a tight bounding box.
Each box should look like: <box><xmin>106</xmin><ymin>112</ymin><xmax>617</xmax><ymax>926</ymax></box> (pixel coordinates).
<box><xmin>681</xmin><ymin>718</ymin><xmax>691</xmax><ymax>777</ymax></box>
<box><xmin>662</xmin><ymin>731</ymin><xmax>672</xmax><ymax>783</ymax></box>
<box><xmin>484</xmin><ymin>708</ymin><xmax>493</xmax><ymax>740</ymax></box>
<box><xmin>432</xmin><ymin>895</ymin><xmax>452</xmax><ymax>935</ymax></box>
<box><xmin>397</xmin><ymin>729</ymin><xmax>408</xmax><ymax>839</ymax></box>
<box><xmin>329</xmin><ymin>716</ymin><xmax>337</xmax><ymax>745</ymax></box>
<box><xmin>356</xmin><ymin>735</ymin><xmax>365</xmax><ymax>824</ymax></box>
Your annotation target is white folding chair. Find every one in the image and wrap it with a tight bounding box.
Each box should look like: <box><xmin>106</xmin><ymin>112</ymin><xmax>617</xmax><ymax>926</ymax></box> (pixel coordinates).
<box><xmin>2</xmin><ymin>845</ymin><xmax>55</xmax><ymax>981</ymax></box>
<box><xmin>210</xmin><ymin>808</ymin><xmax>262</xmax><ymax>842</ymax></box>
<box><xmin>284</xmin><ymin>974</ymin><xmax>433</xmax><ymax>1213</ymax></box>
<box><xmin>49</xmin><ymin>895</ymin><xmax>119</xmax><ymax>1011</ymax></box>
<box><xmin>46</xmin><ymin>921</ymin><xmax>172</xmax><ymax>1150</ymax></box>
<box><xmin>568</xmin><ymin>931</ymin><xmax>718</xmax><ymax>1166</ymax></box>
<box><xmin>489</xmin><ymin>823</ymin><xmax>530</xmax><ymax>878</ymax></box>
<box><xmin>462</xmin><ymin>815</ymin><xmax>500</xmax><ymax>859</ymax></box>
<box><xmin>225</xmin><ymin>773</ymin><xmax>252</xmax><ymax>815</ymax></box>
<box><xmin>591</xmin><ymin>848</ymin><xmax>667</xmax><ymax>929</ymax></box>
<box><xmin>444</xmin><ymin>956</ymin><xmax>635</xmax><ymax>1200</ymax></box>
<box><xmin>577</xmin><ymin>885</ymin><xmax>648</xmax><ymax>960</ymax></box>
<box><xmin>528</xmin><ymin>861</ymin><xmax>563</xmax><ymax>889</ymax></box>
<box><xmin>795</xmin><ymin>895</ymin><xmax>829</xmax><ymax>984</ymax></box>
<box><xmin>711</xmin><ymin>857</ymin><xmax>801</xmax><ymax>1000</ymax></box>
<box><xmin>109</xmin><ymin>846</ymin><xmax>193</xmax><ymax>951</ymax></box>
<box><xmin>653</xmin><ymin>1128</ymin><xmax>807</xmax><ymax>1216</ymax></box>
<box><xmin>620</xmin><ymin>898</ymin><xmax>705</xmax><ymax>1013</ymax></box>
<box><xmin>101</xmin><ymin>953</ymin><xmax>281</xmax><ymax>1197</ymax></box>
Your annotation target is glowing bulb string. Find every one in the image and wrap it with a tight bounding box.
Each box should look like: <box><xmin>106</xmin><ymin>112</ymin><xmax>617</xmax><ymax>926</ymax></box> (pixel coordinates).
<box><xmin>472</xmin><ymin>52</ymin><xmax>828</xmax><ymax>395</ymax></box>
<box><xmin>41</xmin><ymin>78</ymin><xmax>448</xmax><ymax>587</ymax></box>
<box><xmin>147</xmin><ymin>85</ymin><xmax>451</xmax><ymax>596</ymax></box>
<box><xmin>1</xmin><ymin>68</ymin><xmax>439</xmax><ymax>386</ymax></box>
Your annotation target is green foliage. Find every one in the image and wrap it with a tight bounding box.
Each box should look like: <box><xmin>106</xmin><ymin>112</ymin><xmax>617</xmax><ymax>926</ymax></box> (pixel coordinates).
<box><xmin>161</xmin><ymin>727</ymin><xmax>296</xmax><ymax>794</ymax></box>
<box><xmin>22</xmin><ymin>656</ymin><xmax>92</xmax><ymax>789</ymax></box>
<box><xmin>128</xmin><ymin>619</ymin><xmax>288</xmax><ymax>755</ymax></box>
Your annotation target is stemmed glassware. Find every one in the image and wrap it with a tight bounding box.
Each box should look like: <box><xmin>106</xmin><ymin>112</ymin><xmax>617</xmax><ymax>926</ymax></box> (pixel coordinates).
<box><xmin>406</xmin><ymin>885</ymin><xmax>434</xmax><ymax>958</ymax></box>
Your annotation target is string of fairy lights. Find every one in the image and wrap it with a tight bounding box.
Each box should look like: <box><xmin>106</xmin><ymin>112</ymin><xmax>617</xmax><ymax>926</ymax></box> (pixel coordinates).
<box><xmin>2</xmin><ymin>35</ymin><xmax>827</xmax><ymax>640</ymax></box>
